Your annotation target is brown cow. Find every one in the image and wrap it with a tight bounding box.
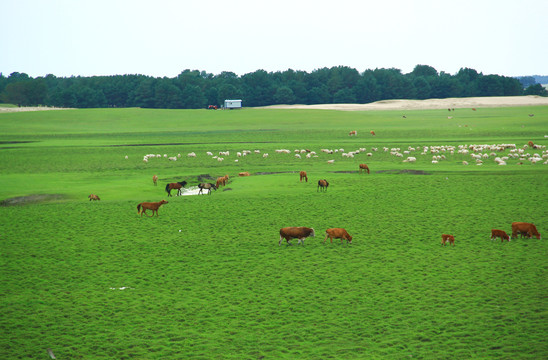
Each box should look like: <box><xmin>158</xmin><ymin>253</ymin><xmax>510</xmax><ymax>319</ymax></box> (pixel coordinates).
<box><xmin>359</xmin><ymin>164</ymin><xmax>370</xmax><ymax>174</ymax></box>
<box><xmin>137</xmin><ymin>200</ymin><xmax>168</xmax><ymax>217</ymax></box>
<box><xmin>279</xmin><ymin>227</ymin><xmax>315</xmax><ymax>245</ymax></box>
<box><xmin>152</xmin><ymin>175</ymin><xmax>158</xmax><ymax>186</ymax></box>
<box><xmin>490</xmin><ymin>229</ymin><xmax>510</xmax><ymax>242</ymax></box>
<box><xmin>300</xmin><ymin>171</ymin><xmax>308</xmax><ymax>182</ymax></box>
<box><xmin>239</xmin><ymin>172</ymin><xmax>250</xmax><ymax>177</ymax></box>
<box><xmin>349</xmin><ymin>130</ymin><xmax>357</xmax><ymax>136</ymax></box>
<box><xmin>441</xmin><ymin>234</ymin><xmax>455</xmax><ymax>246</ymax></box>
<box><xmin>324</xmin><ymin>228</ymin><xmax>353</xmax><ymax>244</ymax></box>
<box><xmin>317</xmin><ymin>179</ymin><xmax>329</xmax><ymax>192</ymax></box>
<box><xmin>370</xmin><ymin>130</ymin><xmax>376</xmax><ymax>135</ymax></box>
<box><xmin>88</xmin><ymin>194</ymin><xmax>100</xmax><ymax>201</ymax></box>
<box><xmin>511</xmin><ymin>222</ymin><xmax>541</xmax><ymax>240</ymax></box>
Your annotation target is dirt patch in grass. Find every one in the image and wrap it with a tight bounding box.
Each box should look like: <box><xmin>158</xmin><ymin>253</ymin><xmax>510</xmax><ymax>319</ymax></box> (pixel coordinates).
<box><xmin>0</xmin><ymin>194</ymin><xmax>68</xmax><ymax>206</ymax></box>
<box><xmin>197</xmin><ymin>174</ymin><xmax>217</xmax><ymax>182</ymax></box>
<box><xmin>376</xmin><ymin>169</ymin><xmax>430</xmax><ymax>175</ymax></box>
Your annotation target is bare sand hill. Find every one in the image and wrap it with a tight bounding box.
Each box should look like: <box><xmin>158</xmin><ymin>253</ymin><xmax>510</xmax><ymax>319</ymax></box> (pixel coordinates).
<box><xmin>261</xmin><ymin>95</ymin><xmax>548</xmax><ymax>111</ymax></box>
<box><xmin>0</xmin><ymin>106</ymin><xmax>74</xmax><ymax>113</ymax></box>
<box><xmin>1</xmin><ymin>96</ymin><xmax>547</xmax><ymax>113</ymax></box>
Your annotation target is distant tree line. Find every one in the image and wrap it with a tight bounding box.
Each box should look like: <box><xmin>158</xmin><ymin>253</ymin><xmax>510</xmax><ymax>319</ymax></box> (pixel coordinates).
<box><xmin>0</xmin><ymin>65</ymin><xmax>546</xmax><ymax>109</ymax></box>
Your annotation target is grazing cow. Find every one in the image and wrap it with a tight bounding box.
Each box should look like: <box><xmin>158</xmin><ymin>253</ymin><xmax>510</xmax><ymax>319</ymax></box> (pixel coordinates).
<box><xmin>88</xmin><ymin>194</ymin><xmax>100</xmax><ymax>201</ymax></box>
<box><xmin>279</xmin><ymin>227</ymin><xmax>315</xmax><ymax>246</ymax></box>
<box><xmin>300</xmin><ymin>171</ymin><xmax>308</xmax><ymax>182</ymax></box>
<box><xmin>359</xmin><ymin>163</ymin><xmax>370</xmax><ymax>174</ymax></box>
<box><xmin>349</xmin><ymin>130</ymin><xmax>357</xmax><ymax>136</ymax></box>
<box><xmin>152</xmin><ymin>175</ymin><xmax>158</xmax><ymax>186</ymax></box>
<box><xmin>137</xmin><ymin>200</ymin><xmax>168</xmax><ymax>217</ymax></box>
<box><xmin>528</xmin><ymin>141</ymin><xmax>534</xmax><ymax>147</ymax></box>
<box><xmin>370</xmin><ymin>130</ymin><xmax>376</xmax><ymax>135</ymax></box>
<box><xmin>239</xmin><ymin>172</ymin><xmax>250</xmax><ymax>177</ymax></box>
<box><xmin>441</xmin><ymin>234</ymin><xmax>455</xmax><ymax>246</ymax></box>
<box><xmin>198</xmin><ymin>182</ymin><xmax>217</xmax><ymax>195</ymax></box>
<box><xmin>490</xmin><ymin>229</ymin><xmax>510</xmax><ymax>242</ymax></box>
<box><xmin>324</xmin><ymin>228</ymin><xmax>352</xmax><ymax>244</ymax></box>
<box><xmin>317</xmin><ymin>179</ymin><xmax>329</xmax><ymax>192</ymax></box>
<box><xmin>511</xmin><ymin>222</ymin><xmax>541</xmax><ymax>239</ymax></box>
<box><xmin>472</xmin><ymin>108</ymin><xmax>476</xmax><ymax>111</ymax></box>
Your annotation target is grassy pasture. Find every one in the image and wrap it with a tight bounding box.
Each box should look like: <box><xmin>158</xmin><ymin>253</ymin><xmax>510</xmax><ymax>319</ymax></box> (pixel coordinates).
<box><xmin>1</xmin><ymin>106</ymin><xmax>547</xmax><ymax>359</ymax></box>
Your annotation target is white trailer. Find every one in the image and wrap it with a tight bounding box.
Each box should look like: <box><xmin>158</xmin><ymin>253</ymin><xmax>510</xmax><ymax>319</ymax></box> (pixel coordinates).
<box><xmin>224</xmin><ymin>99</ymin><xmax>242</xmax><ymax>109</ymax></box>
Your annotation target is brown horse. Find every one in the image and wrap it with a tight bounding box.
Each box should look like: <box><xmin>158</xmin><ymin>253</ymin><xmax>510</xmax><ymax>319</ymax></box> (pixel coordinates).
<box><xmin>300</xmin><ymin>171</ymin><xmax>308</xmax><ymax>182</ymax></box>
<box><xmin>137</xmin><ymin>200</ymin><xmax>168</xmax><ymax>217</ymax></box>
<box><xmin>216</xmin><ymin>175</ymin><xmax>229</xmax><ymax>188</ymax></box>
<box><xmin>165</xmin><ymin>181</ymin><xmax>188</xmax><ymax>197</ymax></box>
<box><xmin>152</xmin><ymin>175</ymin><xmax>158</xmax><ymax>186</ymax></box>
<box><xmin>317</xmin><ymin>179</ymin><xmax>329</xmax><ymax>192</ymax></box>
<box><xmin>359</xmin><ymin>164</ymin><xmax>370</xmax><ymax>174</ymax></box>
<box><xmin>88</xmin><ymin>194</ymin><xmax>100</xmax><ymax>201</ymax></box>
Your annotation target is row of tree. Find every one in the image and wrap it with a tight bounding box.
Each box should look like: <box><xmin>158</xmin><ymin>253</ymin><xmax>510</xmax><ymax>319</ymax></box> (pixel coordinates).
<box><xmin>0</xmin><ymin>65</ymin><xmax>546</xmax><ymax>109</ymax></box>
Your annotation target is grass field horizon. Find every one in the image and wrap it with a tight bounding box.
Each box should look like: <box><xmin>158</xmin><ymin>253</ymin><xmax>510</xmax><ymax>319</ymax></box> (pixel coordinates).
<box><xmin>1</xmin><ymin>106</ymin><xmax>547</xmax><ymax>359</ymax></box>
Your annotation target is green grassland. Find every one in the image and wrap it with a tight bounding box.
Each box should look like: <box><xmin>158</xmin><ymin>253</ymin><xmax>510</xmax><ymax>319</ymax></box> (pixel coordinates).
<box><xmin>1</xmin><ymin>106</ymin><xmax>547</xmax><ymax>359</ymax></box>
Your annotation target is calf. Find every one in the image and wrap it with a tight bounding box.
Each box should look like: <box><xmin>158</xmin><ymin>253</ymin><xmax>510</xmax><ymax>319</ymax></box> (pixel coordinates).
<box><xmin>324</xmin><ymin>228</ymin><xmax>352</xmax><ymax>244</ymax></box>
<box><xmin>441</xmin><ymin>234</ymin><xmax>455</xmax><ymax>246</ymax></box>
<box><xmin>279</xmin><ymin>227</ymin><xmax>315</xmax><ymax>246</ymax></box>
<box><xmin>490</xmin><ymin>229</ymin><xmax>510</xmax><ymax>242</ymax></box>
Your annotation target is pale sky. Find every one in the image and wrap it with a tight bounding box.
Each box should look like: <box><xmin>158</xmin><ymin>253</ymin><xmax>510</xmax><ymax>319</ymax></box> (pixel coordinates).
<box><xmin>1</xmin><ymin>0</ymin><xmax>547</xmax><ymax>78</ymax></box>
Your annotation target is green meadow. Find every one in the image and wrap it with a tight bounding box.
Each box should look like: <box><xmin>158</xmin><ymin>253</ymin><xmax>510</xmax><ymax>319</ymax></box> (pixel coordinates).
<box><xmin>1</xmin><ymin>106</ymin><xmax>547</xmax><ymax>359</ymax></box>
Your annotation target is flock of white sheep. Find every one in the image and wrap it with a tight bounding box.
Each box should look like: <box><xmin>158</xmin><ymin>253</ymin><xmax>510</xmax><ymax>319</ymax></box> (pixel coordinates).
<box><xmin>126</xmin><ymin>142</ymin><xmax>548</xmax><ymax>166</ymax></box>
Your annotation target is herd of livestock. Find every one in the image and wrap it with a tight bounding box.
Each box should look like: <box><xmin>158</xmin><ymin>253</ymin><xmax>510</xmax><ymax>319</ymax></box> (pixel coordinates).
<box><xmin>87</xmin><ymin>139</ymin><xmax>545</xmax><ymax>246</ymax></box>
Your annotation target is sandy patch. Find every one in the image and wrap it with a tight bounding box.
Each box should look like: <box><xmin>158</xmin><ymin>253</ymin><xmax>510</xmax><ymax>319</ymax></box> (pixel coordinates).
<box><xmin>0</xmin><ymin>106</ymin><xmax>74</xmax><ymax>113</ymax></box>
<box><xmin>260</xmin><ymin>95</ymin><xmax>548</xmax><ymax>111</ymax></box>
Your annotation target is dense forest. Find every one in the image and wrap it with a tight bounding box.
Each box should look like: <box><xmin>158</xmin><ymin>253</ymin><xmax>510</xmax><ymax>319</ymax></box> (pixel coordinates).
<box><xmin>0</xmin><ymin>65</ymin><xmax>546</xmax><ymax>109</ymax></box>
